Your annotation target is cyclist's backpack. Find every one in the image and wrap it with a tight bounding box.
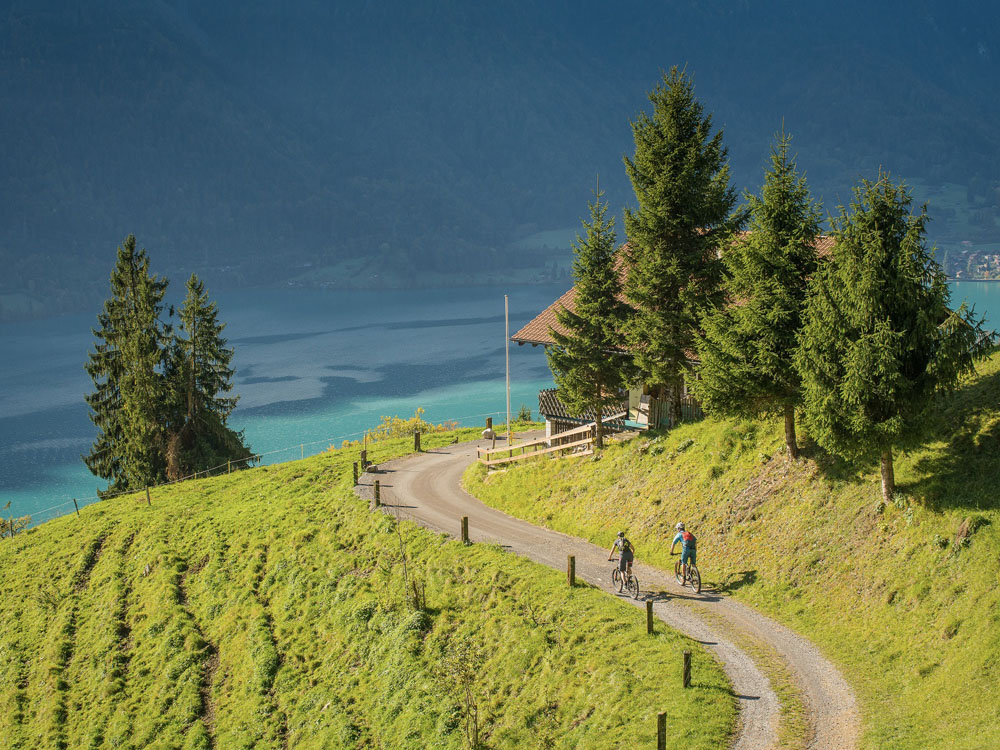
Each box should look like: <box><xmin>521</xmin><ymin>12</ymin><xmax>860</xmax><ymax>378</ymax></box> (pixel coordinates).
<box><xmin>682</xmin><ymin>530</ymin><xmax>696</xmax><ymax>547</ymax></box>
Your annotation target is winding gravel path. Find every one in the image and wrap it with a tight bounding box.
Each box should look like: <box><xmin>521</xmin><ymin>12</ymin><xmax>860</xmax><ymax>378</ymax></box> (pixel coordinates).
<box><xmin>355</xmin><ymin>440</ymin><xmax>859</xmax><ymax>749</ymax></box>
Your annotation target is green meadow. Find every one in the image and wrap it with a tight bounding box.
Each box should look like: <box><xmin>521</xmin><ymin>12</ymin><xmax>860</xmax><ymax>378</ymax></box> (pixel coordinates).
<box><xmin>466</xmin><ymin>351</ymin><xmax>1000</xmax><ymax>749</ymax></box>
<box><xmin>0</xmin><ymin>429</ymin><xmax>733</xmax><ymax>749</ymax></box>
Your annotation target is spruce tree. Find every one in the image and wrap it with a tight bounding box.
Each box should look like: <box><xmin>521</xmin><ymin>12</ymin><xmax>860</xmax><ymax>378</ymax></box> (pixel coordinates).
<box><xmin>84</xmin><ymin>235</ymin><xmax>171</xmax><ymax>495</ymax></box>
<box><xmin>694</xmin><ymin>131</ymin><xmax>821</xmax><ymax>458</ymax></box>
<box><xmin>166</xmin><ymin>274</ymin><xmax>251</xmax><ymax>479</ymax></box>
<box><xmin>795</xmin><ymin>174</ymin><xmax>988</xmax><ymax>501</ymax></box>
<box><xmin>623</xmin><ymin>67</ymin><xmax>742</xmax><ymax>425</ymax></box>
<box><xmin>547</xmin><ymin>185</ymin><xmax>634</xmax><ymax>449</ymax></box>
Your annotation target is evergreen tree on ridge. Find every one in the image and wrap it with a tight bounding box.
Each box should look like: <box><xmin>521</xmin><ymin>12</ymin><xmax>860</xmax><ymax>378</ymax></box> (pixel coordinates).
<box><xmin>694</xmin><ymin>130</ymin><xmax>821</xmax><ymax>458</ymax></box>
<box><xmin>623</xmin><ymin>66</ymin><xmax>743</xmax><ymax>425</ymax></box>
<box><xmin>547</xmin><ymin>183</ymin><xmax>634</xmax><ymax>449</ymax></box>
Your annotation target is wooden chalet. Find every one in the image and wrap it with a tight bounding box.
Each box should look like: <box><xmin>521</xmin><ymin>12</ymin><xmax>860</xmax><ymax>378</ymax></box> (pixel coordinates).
<box><xmin>511</xmin><ymin>235</ymin><xmax>835</xmax><ymax>435</ymax></box>
<box><xmin>511</xmin><ymin>286</ymin><xmax>698</xmax><ymax>434</ymax></box>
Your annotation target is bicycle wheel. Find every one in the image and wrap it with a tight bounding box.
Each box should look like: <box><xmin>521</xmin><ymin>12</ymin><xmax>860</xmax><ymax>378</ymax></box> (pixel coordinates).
<box><xmin>688</xmin><ymin>565</ymin><xmax>701</xmax><ymax>594</ymax></box>
<box><xmin>627</xmin><ymin>573</ymin><xmax>640</xmax><ymax>599</ymax></box>
<box><xmin>612</xmin><ymin>567</ymin><xmax>623</xmax><ymax>592</ymax></box>
<box><xmin>674</xmin><ymin>559</ymin><xmax>684</xmax><ymax>585</ymax></box>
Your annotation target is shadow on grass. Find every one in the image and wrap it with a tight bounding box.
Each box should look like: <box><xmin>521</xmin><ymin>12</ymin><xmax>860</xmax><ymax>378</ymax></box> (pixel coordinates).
<box><xmin>715</xmin><ymin>569</ymin><xmax>758</xmax><ymax>594</ymax></box>
<box><xmin>901</xmin><ymin>365</ymin><xmax>1000</xmax><ymax>512</ymax></box>
<box><xmin>696</xmin><ymin>683</ymin><xmax>759</xmax><ymax>700</ymax></box>
<box><xmin>795</xmin><ymin>358</ymin><xmax>1000</xmax><ymax>512</ymax></box>
<box><xmin>797</xmin><ymin>435</ymin><xmax>871</xmax><ymax>486</ymax></box>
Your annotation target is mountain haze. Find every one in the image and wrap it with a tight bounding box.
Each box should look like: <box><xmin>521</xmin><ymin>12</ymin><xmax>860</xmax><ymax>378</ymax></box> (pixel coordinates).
<box><xmin>3</xmin><ymin>0</ymin><xmax>999</xmax><ymax>319</ymax></box>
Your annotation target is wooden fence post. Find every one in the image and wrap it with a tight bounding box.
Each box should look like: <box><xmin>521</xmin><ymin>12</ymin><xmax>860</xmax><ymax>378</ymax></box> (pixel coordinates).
<box><xmin>461</xmin><ymin>516</ymin><xmax>469</xmax><ymax>544</ymax></box>
<box><xmin>301</xmin><ymin>444</ymin><xmax>304</xmax><ymax>460</ymax></box>
<box><xmin>657</xmin><ymin>712</ymin><xmax>666</xmax><ymax>750</ymax></box>
<box><xmin>374</xmin><ymin>480</ymin><xmax>381</xmax><ymax>507</ymax></box>
<box><xmin>360</xmin><ymin>449</ymin><xmax>367</xmax><ymax>468</ymax></box>
<box><xmin>145</xmin><ymin>487</ymin><xmax>152</xmax><ymax>506</ymax></box>
<box><xmin>228</xmin><ymin>459</ymin><xmax>231</xmax><ymax>474</ymax></box>
<box><xmin>9</xmin><ymin>518</ymin><xmax>14</xmax><ymax>539</ymax></box>
<box><xmin>486</xmin><ymin>417</ymin><xmax>492</xmax><ymax>430</ymax></box>
<box><xmin>683</xmin><ymin>650</ymin><xmax>692</xmax><ymax>688</ymax></box>
<box><xmin>567</xmin><ymin>555</ymin><xmax>575</xmax><ymax>587</ymax></box>
<box><xmin>646</xmin><ymin>600</ymin><xmax>654</xmax><ymax>634</ymax></box>
<box><xmin>353</xmin><ymin>461</ymin><xmax>359</xmax><ymax>485</ymax></box>
<box><xmin>415</xmin><ymin>431</ymin><xmax>421</xmax><ymax>452</ymax></box>
<box><xmin>73</xmin><ymin>498</ymin><xmax>80</xmax><ymax>517</ymax></box>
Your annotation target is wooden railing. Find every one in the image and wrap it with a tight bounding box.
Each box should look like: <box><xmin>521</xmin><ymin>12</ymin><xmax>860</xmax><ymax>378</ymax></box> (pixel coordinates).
<box><xmin>477</xmin><ymin>413</ymin><xmax>626</xmax><ymax>467</ymax></box>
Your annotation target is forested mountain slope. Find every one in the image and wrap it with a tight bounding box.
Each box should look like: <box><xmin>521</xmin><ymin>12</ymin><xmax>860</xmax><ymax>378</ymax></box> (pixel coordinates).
<box><xmin>3</xmin><ymin>0</ymin><xmax>1000</xmax><ymax>317</ymax></box>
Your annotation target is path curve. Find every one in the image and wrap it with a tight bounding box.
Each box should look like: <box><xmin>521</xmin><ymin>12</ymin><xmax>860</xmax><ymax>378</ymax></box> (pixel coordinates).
<box><xmin>356</xmin><ymin>440</ymin><xmax>859</xmax><ymax>750</ymax></box>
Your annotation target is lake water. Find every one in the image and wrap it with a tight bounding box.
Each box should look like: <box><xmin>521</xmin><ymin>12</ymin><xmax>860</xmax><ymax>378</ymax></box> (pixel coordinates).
<box><xmin>0</xmin><ymin>283</ymin><xmax>566</xmax><ymax>523</ymax></box>
<box><xmin>1</xmin><ymin>280</ymin><xmax>997</xmax><ymax>525</ymax></box>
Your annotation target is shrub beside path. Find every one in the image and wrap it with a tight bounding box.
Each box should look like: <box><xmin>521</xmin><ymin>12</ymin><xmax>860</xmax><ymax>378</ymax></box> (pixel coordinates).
<box><xmin>355</xmin><ymin>439</ymin><xmax>859</xmax><ymax>750</ymax></box>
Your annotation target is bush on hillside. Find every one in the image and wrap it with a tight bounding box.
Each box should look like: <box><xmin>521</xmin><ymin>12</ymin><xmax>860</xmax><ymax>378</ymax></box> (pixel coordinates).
<box><xmin>0</xmin><ymin>512</ymin><xmax>31</xmax><ymax>538</ymax></box>
<box><xmin>337</xmin><ymin>408</ymin><xmax>459</xmax><ymax>449</ymax></box>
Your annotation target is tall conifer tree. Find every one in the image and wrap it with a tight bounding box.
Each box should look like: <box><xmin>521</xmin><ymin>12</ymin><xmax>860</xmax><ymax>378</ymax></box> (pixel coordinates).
<box><xmin>795</xmin><ymin>174</ymin><xmax>988</xmax><ymax>500</ymax></box>
<box><xmin>84</xmin><ymin>235</ymin><xmax>171</xmax><ymax>495</ymax></box>
<box><xmin>623</xmin><ymin>67</ymin><xmax>741</xmax><ymax>425</ymax></box>
<box><xmin>547</xmin><ymin>185</ymin><xmax>633</xmax><ymax>449</ymax></box>
<box><xmin>166</xmin><ymin>274</ymin><xmax>251</xmax><ymax>479</ymax></box>
<box><xmin>695</xmin><ymin>131</ymin><xmax>821</xmax><ymax>458</ymax></box>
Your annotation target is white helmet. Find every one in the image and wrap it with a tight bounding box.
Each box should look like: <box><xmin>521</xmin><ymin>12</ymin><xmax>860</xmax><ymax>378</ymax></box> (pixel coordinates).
<box><xmin>675</xmin><ymin>522</ymin><xmax>685</xmax><ymax>531</ymax></box>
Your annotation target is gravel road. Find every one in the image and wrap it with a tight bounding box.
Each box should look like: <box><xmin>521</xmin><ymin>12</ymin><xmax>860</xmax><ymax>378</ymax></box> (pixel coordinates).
<box><xmin>354</xmin><ymin>440</ymin><xmax>859</xmax><ymax>749</ymax></box>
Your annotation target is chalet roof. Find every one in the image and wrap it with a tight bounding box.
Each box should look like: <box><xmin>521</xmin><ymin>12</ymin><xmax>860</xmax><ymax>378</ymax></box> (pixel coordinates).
<box><xmin>511</xmin><ymin>234</ymin><xmax>834</xmax><ymax>347</ymax></box>
<box><xmin>511</xmin><ymin>253</ymin><xmax>629</xmax><ymax>346</ymax></box>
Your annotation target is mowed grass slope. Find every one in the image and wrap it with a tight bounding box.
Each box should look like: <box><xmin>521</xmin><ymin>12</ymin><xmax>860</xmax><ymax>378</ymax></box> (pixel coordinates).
<box><xmin>466</xmin><ymin>351</ymin><xmax>1000</xmax><ymax>749</ymax></box>
<box><xmin>0</xmin><ymin>429</ymin><xmax>734</xmax><ymax>750</ymax></box>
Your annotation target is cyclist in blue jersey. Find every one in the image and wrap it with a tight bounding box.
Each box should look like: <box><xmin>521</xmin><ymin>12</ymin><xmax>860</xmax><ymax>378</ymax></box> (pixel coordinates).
<box><xmin>670</xmin><ymin>522</ymin><xmax>696</xmax><ymax>579</ymax></box>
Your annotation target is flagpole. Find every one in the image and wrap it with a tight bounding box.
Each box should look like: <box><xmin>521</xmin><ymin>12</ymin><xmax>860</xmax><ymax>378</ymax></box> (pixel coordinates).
<box><xmin>505</xmin><ymin>294</ymin><xmax>511</xmax><ymax>445</ymax></box>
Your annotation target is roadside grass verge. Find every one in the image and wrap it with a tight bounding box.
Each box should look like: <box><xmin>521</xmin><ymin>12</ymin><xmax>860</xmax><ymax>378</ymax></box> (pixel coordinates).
<box><xmin>0</xmin><ymin>428</ymin><xmax>734</xmax><ymax>749</ymax></box>
<box><xmin>465</xmin><ymin>351</ymin><xmax>1000</xmax><ymax>749</ymax></box>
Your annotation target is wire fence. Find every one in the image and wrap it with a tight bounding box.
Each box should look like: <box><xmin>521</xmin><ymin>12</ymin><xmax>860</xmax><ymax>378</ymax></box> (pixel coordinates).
<box><xmin>2</xmin><ymin>409</ymin><xmax>517</xmax><ymax>535</ymax></box>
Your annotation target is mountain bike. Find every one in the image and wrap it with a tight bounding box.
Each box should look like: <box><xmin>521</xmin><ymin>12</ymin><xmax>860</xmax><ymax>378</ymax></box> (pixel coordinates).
<box><xmin>673</xmin><ymin>556</ymin><xmax>701</xmax><ymax>594</ymax></box>
<box><xmin>610</xmin><ymin>558</ymin><xmax>640</xmax><ymax>599</ymax></box>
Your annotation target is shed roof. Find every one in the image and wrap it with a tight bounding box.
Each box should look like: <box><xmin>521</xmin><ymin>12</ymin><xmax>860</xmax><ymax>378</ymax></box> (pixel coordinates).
<box><xmin>537</xmin><ymin>388</ymin><xmax>627</xmax><ymax>422</ymax></box>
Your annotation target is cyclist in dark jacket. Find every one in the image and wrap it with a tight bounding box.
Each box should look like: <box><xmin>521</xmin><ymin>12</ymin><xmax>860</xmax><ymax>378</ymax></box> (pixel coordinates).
<box><xmin>608</xmin><ymin>531</ymin><xmax>635</xmax><ymax>576</ymax></box>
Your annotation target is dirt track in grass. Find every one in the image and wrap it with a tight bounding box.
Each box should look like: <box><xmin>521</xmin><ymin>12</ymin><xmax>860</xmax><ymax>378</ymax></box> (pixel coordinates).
<box><xmin>355</xmin><ymin>439</ymin><xmax>859</xmax><ymax>749</ymax></box>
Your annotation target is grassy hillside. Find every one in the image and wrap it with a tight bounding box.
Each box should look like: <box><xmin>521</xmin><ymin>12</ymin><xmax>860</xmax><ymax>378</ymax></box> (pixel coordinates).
<box><xmin>0</xmin><ymin>429</ymin><xmax>734</xmax><ymax>749</ymax></box>
<box><xmin>466</xmin><ymin>351</ymin><xmax>1000</xmax><ymax>749</ymax></box>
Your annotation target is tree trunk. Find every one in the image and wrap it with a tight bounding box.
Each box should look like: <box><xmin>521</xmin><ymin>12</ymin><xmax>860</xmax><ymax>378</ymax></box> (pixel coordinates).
<box><xmin>783</xmin><ymin>403</ymin><xmax>799</xmax><ymax>459</ymax></box>
<box><xmin>670</xmin><ymin>381</ymin><xmax>682</xmax><ymax>428</ymax></box>
<box><xmin>880</xmin><ymin>449</ymin><xmax>895</xmax><ymax>502</ymax></box>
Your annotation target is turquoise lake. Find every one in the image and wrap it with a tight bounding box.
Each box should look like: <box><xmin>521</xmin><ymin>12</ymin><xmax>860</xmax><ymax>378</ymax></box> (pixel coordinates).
<box><xmin>0</xmin><ymin>280</ymin><xmax>996</xmax><ymax>524</ymax></box>
<box><xmin>0</xmin><ymin>283</ymin><xmax>565</xmax><ymax>523</ymax></box>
